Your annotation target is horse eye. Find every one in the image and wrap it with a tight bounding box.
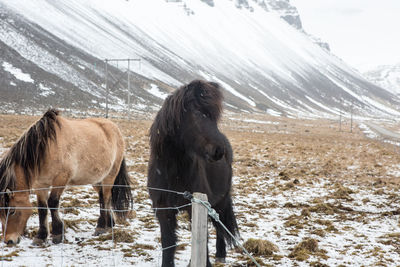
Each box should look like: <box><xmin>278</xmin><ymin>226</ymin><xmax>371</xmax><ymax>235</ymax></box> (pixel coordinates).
<box><xmin>202</xmin><ymin>113</ymin><xmax>207</xmax><ymax>118</ymax></box>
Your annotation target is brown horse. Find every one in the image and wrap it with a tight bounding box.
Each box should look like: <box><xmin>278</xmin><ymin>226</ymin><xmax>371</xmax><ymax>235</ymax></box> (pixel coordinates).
<box><xmin>0</xmin><ymin>109</ymin><xmax>132</xmax><ymax>245</ymax></box>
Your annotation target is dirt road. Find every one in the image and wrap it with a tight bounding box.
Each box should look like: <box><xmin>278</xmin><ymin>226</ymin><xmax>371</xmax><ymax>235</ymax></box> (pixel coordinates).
<box><xmin>365</xmin><ymin>121</ymin><xmax>400</xmax><ymax>141</ymax></box>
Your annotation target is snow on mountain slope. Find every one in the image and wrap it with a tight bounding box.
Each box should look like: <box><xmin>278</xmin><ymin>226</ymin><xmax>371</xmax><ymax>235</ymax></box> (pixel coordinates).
<box><xmin>364</xmin><ymin>63</ymin><xmax>400</xmax><ymax>97</ymax></box>
<box><xmin>1</xmin><ymin>0</ymin><xmax>399</xmax><ymax>118</ymax></box>
<box><xmin>0</xmin><ymin>3</ymin><xmax>165</xmax><ymax>113</ymax></box>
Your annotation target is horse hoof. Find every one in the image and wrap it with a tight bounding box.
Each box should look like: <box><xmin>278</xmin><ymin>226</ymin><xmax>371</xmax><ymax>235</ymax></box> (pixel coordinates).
<box><xmin>32</xmin><ymin>237</ymin><xmax>46</xmax><ymax>246</ymax></box>
<box><xmin>52</xmin><ymin>234</ymin><xmax>63</xmax><ymax>244</ymax></box>
<box><xmin>94</xmin><ymin>227</ymin><xmax>109</xmax><ymax>236</ymax></box>
<box><xmin>215</xmin><ymin>257</ymin><xmax>226</xmax><ymax>263</ymax></box>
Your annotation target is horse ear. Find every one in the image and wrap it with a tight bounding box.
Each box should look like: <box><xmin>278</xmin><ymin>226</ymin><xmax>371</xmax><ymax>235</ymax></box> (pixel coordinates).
<box><xmin>209</xmin><ymin>82</ymin><xmax>219</xmax><ymax>89</ymax></box>
<box><xmin>187</xmin><ymin>80</ymin><xmax>203</xmax><ymax>92</ymax></box>
<box><xmin>6</xmin><ymin>188</ymin><xmax>14</xmax><ymax>198</ymax></box>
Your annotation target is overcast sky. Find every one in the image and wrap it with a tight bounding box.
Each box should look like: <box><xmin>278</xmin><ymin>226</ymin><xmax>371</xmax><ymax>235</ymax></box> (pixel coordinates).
<box><xmin>291</xmin><ymin>0</ymin><xmax>400</xmax><ymax>71</ymax></box>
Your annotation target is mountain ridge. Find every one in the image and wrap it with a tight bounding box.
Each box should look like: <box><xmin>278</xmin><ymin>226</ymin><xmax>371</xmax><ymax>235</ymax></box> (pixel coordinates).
<box><xmin>363</xmin><ymin>63</ymin><xmax>400</xmax><ymax>97</ymax></box>
<box><xmin>0</xmin><ymin>0</ymin><xmax>399</xmax><ymax>118</ymax></box>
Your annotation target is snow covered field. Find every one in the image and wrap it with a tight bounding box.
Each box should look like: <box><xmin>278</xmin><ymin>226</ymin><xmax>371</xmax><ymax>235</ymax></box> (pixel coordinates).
<box><xmin>0</xmin><ymin>113</ymin><xmax>400</xmax><ymax>266</ymax></box>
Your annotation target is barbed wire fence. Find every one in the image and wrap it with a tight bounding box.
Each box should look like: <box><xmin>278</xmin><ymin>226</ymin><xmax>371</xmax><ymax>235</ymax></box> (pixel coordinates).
<box><xmin>0</xmin><ymin>185</ymin><xmax>260</xmax><ymax>267</ymax></box>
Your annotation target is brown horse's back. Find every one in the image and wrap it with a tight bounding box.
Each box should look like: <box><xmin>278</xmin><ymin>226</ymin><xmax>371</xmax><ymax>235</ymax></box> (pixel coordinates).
<box><xmin>34</xmin><ymin>117</ymin><xmax>125</xmax><ymax>188</ymax></box>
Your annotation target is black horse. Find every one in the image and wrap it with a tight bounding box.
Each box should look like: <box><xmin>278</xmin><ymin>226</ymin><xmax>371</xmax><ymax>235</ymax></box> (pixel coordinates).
<box><xmin>147</xmin><ymin>80</ymin><xmax>239</xmax><ymax>266</ymax></box>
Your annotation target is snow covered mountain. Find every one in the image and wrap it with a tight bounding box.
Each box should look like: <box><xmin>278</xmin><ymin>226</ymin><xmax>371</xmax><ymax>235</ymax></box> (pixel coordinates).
<box><xmin>250</xmin><ymin>0</ymin><xmax>330</xmax><ymax>50</ymax></box>
<box><xmin>364</xmin><ymin>63</ymin><xmax>400</xmax><ymax>97</ymax></box>
<box><xmin>0</xmin><ymin>0</ymin><xmax>399</xmax><ymax>118</ymax></box>
<box><xmin>240</xmin><ymin>0</ymin><xmax>303</xmax><ymax>30</ymax></box>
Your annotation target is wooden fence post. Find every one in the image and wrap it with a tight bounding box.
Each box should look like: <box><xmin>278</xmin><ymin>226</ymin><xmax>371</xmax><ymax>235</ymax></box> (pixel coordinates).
<box><xmin>191</xmin><ymin>192</ymin><xmax>208</xmax><ymax>267</ymax></box>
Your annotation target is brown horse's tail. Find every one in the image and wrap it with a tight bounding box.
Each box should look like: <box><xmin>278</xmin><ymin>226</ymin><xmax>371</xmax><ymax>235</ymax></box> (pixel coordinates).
<box><xmin>111</xmin><ymin>158</ymin><xmax>132</xmax><ymax>221</ymax></box>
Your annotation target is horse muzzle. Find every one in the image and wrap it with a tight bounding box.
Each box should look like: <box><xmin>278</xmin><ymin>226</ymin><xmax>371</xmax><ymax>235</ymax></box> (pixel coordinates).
<box><xmin>5</xmin><ymin>236</ymin><xmax>20</xmax><ymax>245</ymax></box>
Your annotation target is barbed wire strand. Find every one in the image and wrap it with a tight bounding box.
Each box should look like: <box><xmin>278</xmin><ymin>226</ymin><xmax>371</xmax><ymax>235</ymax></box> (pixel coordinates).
<box><xmin>146</xmin><ymin>186</ymin><xmax>186</xmax><ymax>195</ymax></box>
<box><xmin>0</xmin><ymin>185</ymin><xmax>187</xmax><ymax>200</ymax></box>
<box><xmin>161</xmin><ymin>243</ymin><xmax>179</xmax><ymax>251</ymax></box>
<box><xmin>0</xmin><ymin>204</ymin><xmax>192</xmax><ymax>212</ymax></box>
<box><xmin>2</xmin><ymin>204</ymin><xmax>393</xmax><ymax>216</ymax></box>
<box><xmin>152</xmin><ymin>203</ymin><xmax>192</xmax><ymax>211</ymax></box>
<box><xmin>0</xmin><ymin>184</ymin><xmax>129</xmax><ymax>195</ymax></box>
<box><xmin>0</xmin><ymin>255</ymin><xmax>120</xmax><ymax>260</ymax></box>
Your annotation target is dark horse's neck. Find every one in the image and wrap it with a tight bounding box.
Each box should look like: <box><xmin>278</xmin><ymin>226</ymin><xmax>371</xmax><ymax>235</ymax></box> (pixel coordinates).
<box><xmin>159</xmin><ymin>141</ymin><xmax>219</xmax><ymax>202</ymax></box>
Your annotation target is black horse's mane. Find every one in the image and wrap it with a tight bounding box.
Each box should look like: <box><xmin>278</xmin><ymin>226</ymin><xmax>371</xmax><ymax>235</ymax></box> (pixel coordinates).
<box><xmin>0</xmin><ymin>109</ymin><xmax>60</xmax><ymax>209</ymax></box>
<box><xmin>150</xmin><ymin>80</ymin><xmax>223</xmax><ymax>156</ymax></box>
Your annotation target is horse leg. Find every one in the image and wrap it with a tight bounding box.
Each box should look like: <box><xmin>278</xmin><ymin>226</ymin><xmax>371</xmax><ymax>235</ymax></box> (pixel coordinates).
<box><xmin>157</xmin><ymin>209</ymin><xmax>178</xmax><ymax>267</ymax></box>
<box><xmin>33</xmin><ymin>190</ymin><xmax>49</xmax><ymax>245</ymax></box>
<box><xmin>94</xmin><ymin>184</ymin><xmax>114</xmax><ymax>236</ymax></box>
<box><xmin>214</xmin><ymin>197</ymin><xmax>238</xmax><ymax>264</ymax></box>
<box><xmin>48</xmin><ymin>187</ymin><xmax>65</xmax><ymax>244</ymax></box>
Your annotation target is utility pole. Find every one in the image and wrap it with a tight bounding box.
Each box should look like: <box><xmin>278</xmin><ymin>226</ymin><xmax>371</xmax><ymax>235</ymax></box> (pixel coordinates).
<box><xmin>339</xmin><ymin>99</ymin><xmax>342</xmax><ymax>132</ymax></box>
<box><xmin>105</xmin><ymin>59</ymin><xmax>109</xmax><ymax>118</ymax></box>
<box><xmin>102</xmin><ymin>58</ymin><xmax>140</xmax><ymax>119</ymax></box>
<box><xmin>127</xmin><ymin>59</ymin><xmax>131</xmax><ymax>119</ymax></box>
<box><xmin>350</xmin><ymin>100</ymin><xmax>353</xmax><ymax>133</ymax></box>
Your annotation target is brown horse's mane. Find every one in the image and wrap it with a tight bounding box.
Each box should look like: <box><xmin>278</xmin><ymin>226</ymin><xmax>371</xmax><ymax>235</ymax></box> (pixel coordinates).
<box><xmin>0</xmin><ymin>109</ymin><xmax>60</xmax><ymax>208</ymax></box>
<box><xmin>149</xmin><ymin>80</ymin><xmax>223</xmax><ymax>156</ymax></box>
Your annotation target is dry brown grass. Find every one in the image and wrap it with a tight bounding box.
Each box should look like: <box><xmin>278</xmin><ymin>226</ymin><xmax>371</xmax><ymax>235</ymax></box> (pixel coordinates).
<box><xmin>223</xmin><ymin>117</ymin><xmax>400</xmax><ymax>187</ymax></box>
<box><xmin>243</xmin><ymin>238</ymin><xmax>279</xmax><ymax>256</ymax></box>
<box><xmin>288</xmin><ymin>238</ymin><xmax>323</xmax><ymax>261</ymax></box>
<box><xmin>2</xmin><ymin>113</ymin><xmax>399</xmax><ymax>184</ymax></box>
<box><xmin>1</xmin><ymin>112</ymin><xmax>400</xmax><ymax>266</ymax></box>
<box><xmin>95</xmin><ymin>228</ymin><xmax>137</xmax><ymax>243</ymax></box>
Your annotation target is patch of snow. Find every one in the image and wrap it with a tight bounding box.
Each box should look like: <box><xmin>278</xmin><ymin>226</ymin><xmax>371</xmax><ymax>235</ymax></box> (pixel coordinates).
<box><xmin>361</xmin><ymin>95</ymin><xmax>400</xmax><ymax>116</ymax></box>
<box><xmin>199</xmin><ymin>71</ymin><xmax>256</xmax><ymax>107</ymax></box>
<box><xmin>266</xmin><ymin>108</ymin><xmax>281</xmax><ymax>116</ymax></box>
<box><xmin>305</xmin><ymin>95</ymin><xmax>339</xmax><ymax>115</ymax></box>
<box><xmin>358</xmin><ymin>123</ymin><xmax>379</xmax><ymax>139</ymax></box>
<box><xmin>224</xmin><ymin>103</ymin><xmax>238</xmax><ymax>110</ymax></box>
<box><xmin>134</xmin><ymin>103</ymin><xmax>148</xmax><ymax>111</ymax></box>
<box><xmin>39</xmin><ymin>83</ymin><xmax>55</xmax><ymax>97</ymax></box>
<box><xmin>147</xmin><ymin>84</ymin><xmax>169</xmax><ymax>100</ymax></box>
<box><xmin>213</xmin><ymin>78</ymin><xmax>256</xmax><ymax>107</ymax></box>
<box><xmin>2</xmin><ymin>62</ymin><xmax>34</xmax><ymax>83</ymax></box>
<box><xmin>347</xmin><ymin>165</ymin><xmax>359</xmax><ymax>170</ymax></box>
<box><xmin>387</xmin><ymin>165</ymin><xmax>400</xmax><ymax>177</ymax></box>
<box><xmin>229</xmin><ymin>117</ymin><xmax>279</xmax><ymax>125</ymax></box>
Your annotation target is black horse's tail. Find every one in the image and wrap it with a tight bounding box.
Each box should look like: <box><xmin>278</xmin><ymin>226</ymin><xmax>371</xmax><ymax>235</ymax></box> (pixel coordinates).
<box><xmin>214</xmin><ymin>195</ymin><xmax>240</xmax><ymax>247</ymax></box>
<box><xmin>111</xmin><ymin>158</ymin><xmax>132</xmax><ymax>221</ymax></box>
